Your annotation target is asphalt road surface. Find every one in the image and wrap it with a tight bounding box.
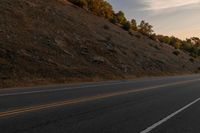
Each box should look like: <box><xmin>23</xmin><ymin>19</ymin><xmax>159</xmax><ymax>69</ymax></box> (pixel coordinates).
<box><xmin>1</xmin><ymin>75</ymin><xmax>200</xmax><ymax>133</ymax></box>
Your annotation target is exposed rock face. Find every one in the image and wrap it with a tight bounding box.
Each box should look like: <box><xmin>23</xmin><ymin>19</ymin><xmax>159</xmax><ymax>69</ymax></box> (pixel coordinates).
<box><xmin>92</xmin><ymin>56</ymin><xmax>105</xmax><ymax>64</ymax></box>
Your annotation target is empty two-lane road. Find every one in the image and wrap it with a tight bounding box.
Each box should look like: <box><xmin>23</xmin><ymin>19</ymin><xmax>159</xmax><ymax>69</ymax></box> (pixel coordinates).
<box><xmin>1</xmin><ymin>75</ymin><xmax>200</xmax><ymax>133</ymax></box>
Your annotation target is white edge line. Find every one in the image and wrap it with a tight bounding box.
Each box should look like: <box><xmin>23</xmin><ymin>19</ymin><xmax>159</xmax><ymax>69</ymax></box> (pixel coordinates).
<box><xmin>140</xmin><ymin>97</ymin><xmax>200</xmax><ymax>133</ymax></box>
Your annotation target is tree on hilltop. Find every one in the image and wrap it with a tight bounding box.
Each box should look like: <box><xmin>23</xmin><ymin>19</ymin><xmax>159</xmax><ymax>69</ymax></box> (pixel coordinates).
<box><xmin>138</xmin><ymin>20</ymin><xmax>154</xmax><ymax>36</ymax></box>
<box><xmin>131</xmin><ymin>19</ymin><xmax>137</xmax><ymax>31</ymax></box>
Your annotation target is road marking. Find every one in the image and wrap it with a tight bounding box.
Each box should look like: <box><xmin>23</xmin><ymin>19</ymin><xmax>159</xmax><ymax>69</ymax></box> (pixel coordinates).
<box><xmin>0</xmin><ymin>79</ymin><xmax>200</xmax><ymax>118</ymax></box>
<box><xmin>140</xmin><ymin>97</ymin><xmax>200</xmax><ymax>133</ymax></box>
<box><xmin>0</xmin><ymin>78</ymin><xmax>200</xmax><ymax>97</ymax></box>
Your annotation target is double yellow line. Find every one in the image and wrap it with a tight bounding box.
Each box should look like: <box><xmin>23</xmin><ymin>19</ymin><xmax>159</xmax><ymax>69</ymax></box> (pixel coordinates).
<box><xmin>0</xmin><ymin>79</ymin><xmax>199</xmax><ymax>118</ymax></box>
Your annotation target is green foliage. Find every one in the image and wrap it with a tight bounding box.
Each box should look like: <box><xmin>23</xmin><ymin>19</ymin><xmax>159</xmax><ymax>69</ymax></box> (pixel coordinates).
<box><xmin>138</xmin><ymin>20</ymin><xmax>154</xmax><ymax>36</ymax></box>
<box><xmin>155</xmin><ymin>35</ymin><xmax>200</xmax><ymax>57</ymax></box>
<box><xmin>149</xmin><ymin>33</ymin><xmax>157</xmax><ymax>41</ymax></box>
<box><xmin>69</xmin><ymin>0</ymin><xmax>88</xmax><ymax>8</ymax></box>
<box><xmin>122</xmin><ymin>21</ymin><xmax>131</xmax><ymax>31</ymax></box>
<box><xmin>158</xmin><ymin>36</ymin><xmax>181</xmax><ymax>49</ymax></box>
<box><xmin>181</xmin><ymin>41</ymin><xmax>192</xmax><ymax>51</ymax></box>
<box><xmin>87</xmin><ymin>0</ymin><xmax>114</xmax><ymax>19</ymax></box>
<box><xmin>115</xmin><ymin>11</ymin><xmax>126</xmax><ymax>25</ymax></box>
<box><xmin>131</xmin><ymin>19</ymin><xmax>137</xmax><ymax>31</ymax></box>
<box><xmin>174</xmin><ymin>41</ymin><xmax>181</xmax><ymax>49</ymax></box>
<box><xmin>189</xmin><ymin>46</ymin><xmax>200</xmax><ymax>57</ymax></box>
<box><xmin>180</xmin><ymin>40</ymin><xmax>200</xmax><ymax>57</ymax></box>
<box><xmin>70</xmin><ymin>0</ymin><xmax>114</xmax><ymax>19</ymax></box>
<box><xmin>157</xmin><ymin>35</ymin><xmax>171</xmax><ymax>44</ymax></box>
<box><xmin>100</xmin><ymin>1</ymin><xmax>114</xmax><ymax>19</ymax></box>
<box><xmin>110</xmin><ymin>17</ymin><xmax>117</xmax><ymax>24</ymax></box>
<box><xmin>69</xmin><ymin>0</ymin><xmax>200</xmax><ymax>58</ymax></box>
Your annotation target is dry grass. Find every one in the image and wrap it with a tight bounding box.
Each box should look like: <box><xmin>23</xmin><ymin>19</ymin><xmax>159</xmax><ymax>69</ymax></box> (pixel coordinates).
<box><xmin>0</xmin><ymin>0</ymin><xmax>200</xmax><ymax>88</ymax></box>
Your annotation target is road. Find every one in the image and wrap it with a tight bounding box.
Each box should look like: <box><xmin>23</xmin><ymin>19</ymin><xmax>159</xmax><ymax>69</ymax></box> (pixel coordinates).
<box><xmin>1</xmin><ymin>75</ymin><xmax>200</xmax><ymax>133</ymax></box>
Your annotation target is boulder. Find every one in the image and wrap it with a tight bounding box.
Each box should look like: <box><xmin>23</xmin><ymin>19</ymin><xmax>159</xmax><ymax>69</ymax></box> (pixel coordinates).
<box><xmin>92</xmin><ymin>56</ymin><xmax>105</xmax><ymax>64</ymax></box>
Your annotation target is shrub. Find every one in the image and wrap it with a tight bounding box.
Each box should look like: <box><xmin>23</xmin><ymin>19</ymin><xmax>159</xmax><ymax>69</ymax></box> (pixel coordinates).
<box><xmin>157</xmin><ymin>35</ymin><xmax>171</xmax><ymax>44</ymax></box>
<box><xmin>181</xmin><ymin>41</ymin><xmax>192</xmax><ymax>51</ymax></box>
<box><xmin>149</xmin><ymin>34</ymin><xmax>157</xmax><ymax>41</ymax></box>
<box><xmin>110</xmin><ymin>17</ymin><xmax>117</xmax><ymax>24</ymax></box>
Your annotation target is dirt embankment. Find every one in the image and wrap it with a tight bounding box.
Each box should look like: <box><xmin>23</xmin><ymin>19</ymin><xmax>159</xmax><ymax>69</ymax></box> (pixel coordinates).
<box><xmin>0</xmin><ymin>0</ymin><xmax>199</xmax><ymax>88</ymax></box>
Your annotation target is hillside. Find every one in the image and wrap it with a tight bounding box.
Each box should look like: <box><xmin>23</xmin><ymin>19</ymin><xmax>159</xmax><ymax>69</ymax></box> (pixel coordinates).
<box><xmin>0</xmin><ymin>0</ymin><xmax>200</xmax><ymax>88</ymax></box>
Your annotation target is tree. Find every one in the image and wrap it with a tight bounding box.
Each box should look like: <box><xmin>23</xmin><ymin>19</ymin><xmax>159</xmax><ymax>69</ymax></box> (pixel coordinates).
<box><xmin>122</xmin><ymin>21</ymin><xmax>131</xmax><ymax>31</ymax></box>
<box><xmin>190</xmin><ymin>37</ymin><xmax>200</xmax><ymax>46</ymax></box>
<box><xmin>181</xmin><ymin>41</ymin><xmax>192</xmax><ymax>51</ymax></box>
<box><xmin>131</xmin><ymin>19</ymin><xmax>137</xmax><ymax>31</ymax></box>
<box><xmin>70</xmin><ymin>0</ymin><xmax>114</xmax><ymax>20</ymax></box>
<box><xmin>190</xmin><ymin>46</ymin><xmax>200</xmax><ymax>57</ymax></box>
<box><xmin>169</xmin><ymin>36</ymin><xmax>181</xmax><ymax>49</ymax></box>
<box><xmin>162</xmin><ymin>36</ymin><xmax>171</xmax><ymax>44</ymax></box>
<box><xmin>150</xmin><ymin>33</ymin><xmax>157</xmax><ymax>41</ymax></box>
<box><xmin>110</xmin><ymin>16</ymin><xmax>117</xmax><ymax>24</ymax></box>
<box><xmin>138</xmin><ymin>20</ymin><xmax>154</xmax><ymax>36</ymax></box>
<box><xmin>87</xmin><ymin>0</ymin><xmax>101</xmax><ymax>13</ymax></box>
<box><xmin>115</xmin><ymin>11</ymin><xmax>126</xmax><ymax>25</ymax></box>
<box><xmin>157</xmin><ymin>35</ymin><xmax>171</xmax><ymax>44</ymax></box>
<box><xmin>69</xmin><ymin>0</ymin><xmax>88</xmax><ymax>8</ymax></box>
<box><xmin>174</xmin><ymin>41</ymin><xmax>182</xmax><ymax>49</ymax></box>
<box><xmin>87</xmin><ymin>0</ymin><xmax>114</xmax><ymax>19</ymax></box>
<box><xmin>99</xmin><ymin>1</ymin><xmax>114</xmax><ymax>19</ymax></box>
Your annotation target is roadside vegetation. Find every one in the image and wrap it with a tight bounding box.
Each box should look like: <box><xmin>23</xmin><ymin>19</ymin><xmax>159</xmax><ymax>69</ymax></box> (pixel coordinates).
<box><xmin>69</xmin><ymin>0</ymin><xmax>200</xmax><ymax>58</ymax></box>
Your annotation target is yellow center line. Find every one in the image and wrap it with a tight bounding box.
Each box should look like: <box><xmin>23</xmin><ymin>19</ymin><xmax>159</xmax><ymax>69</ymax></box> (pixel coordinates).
<box><xmin>0</xmin><ymin>79</ymin><xmax>199</xmax><ymax>118</ymax></box>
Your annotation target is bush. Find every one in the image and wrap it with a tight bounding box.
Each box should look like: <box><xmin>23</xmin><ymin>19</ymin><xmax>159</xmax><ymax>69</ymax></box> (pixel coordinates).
<box><xmin>157</xmin><ymin>35</ymin><xmax>171</xmax><ymax>44</ymax></box>
<box><xmin>149</xmin><ymin>34</ymin><xmax>157</xmax><ymax>41</ymax></box>
<box><xmin>110</xmin><ymin>17</ymin><xmax>117</xmax><ymax>24</ymax></box>
<box><xmin>181</xmin><ymin>41</ymin><xmax>192</xmax><ymax>51</ymax></box>
<box><xmin>169</xmin><ymin>37</ymin><xmax>182</xmax><ymax>49</ymax></box>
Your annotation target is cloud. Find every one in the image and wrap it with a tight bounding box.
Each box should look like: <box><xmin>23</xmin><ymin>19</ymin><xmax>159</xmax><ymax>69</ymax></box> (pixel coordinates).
<box><xmin>142</xmin><ymin>0</ymin><xmax>200</xmax><ymax>11</ymax></box>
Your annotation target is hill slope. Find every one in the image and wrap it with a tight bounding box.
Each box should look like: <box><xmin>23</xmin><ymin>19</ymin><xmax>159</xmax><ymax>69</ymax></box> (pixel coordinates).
<box><xmin>0</xmin><ymin>0</ymin><xmax>200</xmax><ymax>88</ymax></box>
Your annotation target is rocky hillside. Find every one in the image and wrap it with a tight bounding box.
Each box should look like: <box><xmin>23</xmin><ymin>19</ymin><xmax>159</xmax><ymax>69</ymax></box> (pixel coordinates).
<box><xmin>0</xmin><ymin>0</ymin><xmax>200</xmax><ymax>88</ymax></box>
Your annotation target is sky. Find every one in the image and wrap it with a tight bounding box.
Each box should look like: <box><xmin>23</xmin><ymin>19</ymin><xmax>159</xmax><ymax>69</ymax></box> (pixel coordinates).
<box><xmin>107</xmin><ymin>0</ymin><xmax>200</xmax><ymax>39</ymax></box>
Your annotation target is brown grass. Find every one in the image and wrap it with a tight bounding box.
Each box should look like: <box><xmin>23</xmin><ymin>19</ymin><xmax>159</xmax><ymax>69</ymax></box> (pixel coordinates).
<box><xmin>0</xmin><ymin>0</ymin><xmax>200</xmax><ymax>88</ymax></box>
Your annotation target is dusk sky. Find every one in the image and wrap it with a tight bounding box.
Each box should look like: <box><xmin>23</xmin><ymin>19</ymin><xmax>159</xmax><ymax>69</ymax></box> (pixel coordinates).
<box><xmin>107</xmin><ymin>0</ymin><xmax>200</xmax><ymax>39</ymax></box>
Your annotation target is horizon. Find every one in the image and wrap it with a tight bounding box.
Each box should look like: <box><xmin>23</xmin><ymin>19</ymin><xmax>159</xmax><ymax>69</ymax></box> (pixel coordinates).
<box><xmin>108</xmin><ymin>0</ymin><xmax>200</xmax><ymax>40</ymax></box>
